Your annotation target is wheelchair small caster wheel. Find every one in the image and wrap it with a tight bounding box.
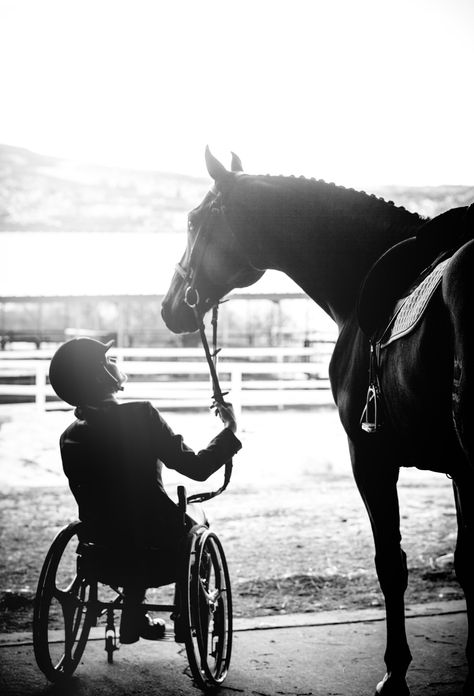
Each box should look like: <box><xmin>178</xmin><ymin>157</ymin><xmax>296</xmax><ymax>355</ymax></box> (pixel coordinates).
<box><xmin>105</xmin><ymin>631</ymin><xmax>116</xmax><ymax>664</ymax></box>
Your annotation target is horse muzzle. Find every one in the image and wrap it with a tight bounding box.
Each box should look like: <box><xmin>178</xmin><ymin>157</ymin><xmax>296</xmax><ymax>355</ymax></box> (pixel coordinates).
<box><xmin>161</xmin><ymin>299</ymin><xmax>199</xmax><ymax>334</ymax></box>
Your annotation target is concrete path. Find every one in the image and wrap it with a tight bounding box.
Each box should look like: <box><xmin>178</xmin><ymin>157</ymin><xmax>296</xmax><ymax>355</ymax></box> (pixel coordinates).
<box><xmin>0</xmin><ymin>601</ymin><xmax>468</xmax><ymax>696</ymax></box>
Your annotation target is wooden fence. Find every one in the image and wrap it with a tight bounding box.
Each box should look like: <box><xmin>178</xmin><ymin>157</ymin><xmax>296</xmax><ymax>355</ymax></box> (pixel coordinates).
<box><xmin>0</xmin><ymin>343</ymin><xmax>335</xmax><ymax>415</ymax></box>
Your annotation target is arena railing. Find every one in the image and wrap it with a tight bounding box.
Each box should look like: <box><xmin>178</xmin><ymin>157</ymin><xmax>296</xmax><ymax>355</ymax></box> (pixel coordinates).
<box><xmin>0</xmin><ymin>344</ymin><xmax>335</xmax><ymax>415</ymax></box>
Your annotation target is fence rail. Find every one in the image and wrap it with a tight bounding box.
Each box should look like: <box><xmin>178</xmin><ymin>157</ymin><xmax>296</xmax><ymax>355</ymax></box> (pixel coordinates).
<box><xmin>0</xmin><ymin>344</ymin><xmax>335</xmax><ymax>414</ymax></box>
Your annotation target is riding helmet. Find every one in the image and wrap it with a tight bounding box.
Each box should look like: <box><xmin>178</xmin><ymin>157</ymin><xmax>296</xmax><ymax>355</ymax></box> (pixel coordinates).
<box><xmin>49</xmin><ymin>337</ymin><xmax>117</xmax><ymax>406</ymax></box>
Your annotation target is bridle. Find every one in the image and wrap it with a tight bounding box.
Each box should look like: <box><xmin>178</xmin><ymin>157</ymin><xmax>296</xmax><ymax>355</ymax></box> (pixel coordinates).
<box><xmin>174</xmin><ymin>189</ymin><xmax>260</xmax><ymax>315</ymax></box>
<box><xmin>175</xmin><ymin>192</ymin><xmax>233</xmax><ymax>504</ymax></box>
<box><xmin>174</xmin><ymin>192</ymin><xmax>223</xmax><ymax>312</ymax></box>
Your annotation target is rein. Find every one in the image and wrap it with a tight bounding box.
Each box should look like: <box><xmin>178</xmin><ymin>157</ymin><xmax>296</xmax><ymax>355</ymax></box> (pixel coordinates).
<box><xmin>184</xmin><ymin>296</ymin><xmax>233</xmax><ymax>505</ymax></box>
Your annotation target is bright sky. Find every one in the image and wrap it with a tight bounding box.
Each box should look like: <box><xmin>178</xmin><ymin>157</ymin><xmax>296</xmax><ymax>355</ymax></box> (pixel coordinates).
<box><xmin>1</xmin><ymin>0</ymin><xmax>473</xmax><ymax>186</ymax></box>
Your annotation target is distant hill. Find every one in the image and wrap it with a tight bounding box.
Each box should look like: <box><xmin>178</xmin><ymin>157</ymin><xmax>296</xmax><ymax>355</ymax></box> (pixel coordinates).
<box><xmin>372</xmin><ymin>184</ymin><xmax>473</xmax><ymax>219</ymax></box>
<box><xmin>0</xmin><ymin>144</ymin><xmax>472</xmax><ymax>232</ymax></box>
<box><xmin>0</xmin><ymin>144</ymin><xmax>209</xmax><ymax>233</ymax></box>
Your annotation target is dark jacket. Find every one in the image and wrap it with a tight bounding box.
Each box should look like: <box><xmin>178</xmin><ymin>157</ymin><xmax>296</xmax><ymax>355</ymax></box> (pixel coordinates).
<box><xmin>60</xmin><ymin>400</ymin><xmax>241</xmax><ymax>549</ymax></box>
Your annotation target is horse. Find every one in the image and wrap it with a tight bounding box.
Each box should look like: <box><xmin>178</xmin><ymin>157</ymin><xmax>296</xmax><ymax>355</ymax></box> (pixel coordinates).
<box><xmin>161</xmin><ymin>148</ymin><xmax>474</xmax><ymax>695</ymax></box>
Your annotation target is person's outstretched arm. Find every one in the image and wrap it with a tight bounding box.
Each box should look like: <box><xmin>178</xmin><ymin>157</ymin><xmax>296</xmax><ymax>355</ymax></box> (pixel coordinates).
<box><xmin>149</xmin><ymin>403</ymin><xmax>241</xmax><ymax>482</ymax></box>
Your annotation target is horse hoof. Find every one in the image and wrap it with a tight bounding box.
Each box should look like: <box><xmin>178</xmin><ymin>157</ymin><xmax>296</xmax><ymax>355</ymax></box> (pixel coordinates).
<box><xmin>375</xmin><ymin>672</ymin><xmax>410</xmax><ymax>695</ymax></box>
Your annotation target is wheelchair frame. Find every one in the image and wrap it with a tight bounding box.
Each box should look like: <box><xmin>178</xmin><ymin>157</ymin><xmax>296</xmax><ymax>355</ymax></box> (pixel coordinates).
<box><xmin>32</xmin><ymin>486</ymin><xmax>232</xmax><ymax>691</ymax></box>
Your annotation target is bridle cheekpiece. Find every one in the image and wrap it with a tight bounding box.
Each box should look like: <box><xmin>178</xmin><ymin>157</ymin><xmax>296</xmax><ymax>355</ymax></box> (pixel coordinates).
<box><xmin>174</xmin><ymin>191</ymin><xmax>223</xmax><ymax>316</ymax></box>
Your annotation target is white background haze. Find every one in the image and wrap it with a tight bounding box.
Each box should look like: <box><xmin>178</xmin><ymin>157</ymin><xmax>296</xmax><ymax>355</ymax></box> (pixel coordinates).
<box><xmin>1</xmin><ymin>0</ymin><xmax>473</xmax><ymax>186</ymax></box>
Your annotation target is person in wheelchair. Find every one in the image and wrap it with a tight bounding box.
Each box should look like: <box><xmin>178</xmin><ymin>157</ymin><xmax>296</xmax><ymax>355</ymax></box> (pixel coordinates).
<box><xmin>49</xmin><ymin>337</ymin><xmax>241</xmax><ymax>645</ymax></box>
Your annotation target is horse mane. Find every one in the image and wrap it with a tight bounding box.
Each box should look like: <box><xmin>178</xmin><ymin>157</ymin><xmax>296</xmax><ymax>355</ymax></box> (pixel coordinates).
<box><xmin>255</xmin><ymin>173</ymin><xmax>426</xmax><ymax>226</ymax></box>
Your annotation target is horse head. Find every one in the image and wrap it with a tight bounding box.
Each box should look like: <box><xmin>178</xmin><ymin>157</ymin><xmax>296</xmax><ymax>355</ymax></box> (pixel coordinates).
<box><xmin>161</xmin><ymin>148</ymin><xmax>264</xmax><ymax>333</ymax></box>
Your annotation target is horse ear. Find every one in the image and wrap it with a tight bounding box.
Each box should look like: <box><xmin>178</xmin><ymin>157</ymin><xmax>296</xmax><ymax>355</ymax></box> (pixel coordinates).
<box><xmin>230</xmin><ymin>151</ymin><xmax>243</xmax><ymax>172</ymax></box>
<box><xmin>205</xmin><ymin>146</ymin><xmax>229</xmax><ymax>182</ymax></box>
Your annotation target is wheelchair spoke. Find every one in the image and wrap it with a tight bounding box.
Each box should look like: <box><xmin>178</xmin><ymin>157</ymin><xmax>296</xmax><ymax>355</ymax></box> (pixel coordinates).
<box><xmin>182</xmin><ymin>530</ymin><xmax>232</xmax><ymax>688</ymax></box>
<box><xmin>53</xmin><ymin>588</ymin><xmax>79</xmax><ymax>606</ymax></box>
<box><xmin>198</xmin><ymin>578</ymin><xmax>220</xmax><ymax>606</ymax></box>
<box><xmin>62</xmin><ymin>607</ymin><xmax>77</xmax><ymax>665</ymax></box>
<box><xmin>33</xmin><ymin>522</ymin><xmax>94</xmax><ymax>683</ymax></box>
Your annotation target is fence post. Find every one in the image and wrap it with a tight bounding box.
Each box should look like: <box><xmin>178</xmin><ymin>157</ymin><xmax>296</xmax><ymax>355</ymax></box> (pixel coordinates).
<box><xmin>230</xmin><ymin>366</ymin><xmax>242</xmax><ymax>421</ymax></box>
<box><xmin>35</xmin><ymin>362</ymin><xmax>47</xmax><ymax>411</ymax></box>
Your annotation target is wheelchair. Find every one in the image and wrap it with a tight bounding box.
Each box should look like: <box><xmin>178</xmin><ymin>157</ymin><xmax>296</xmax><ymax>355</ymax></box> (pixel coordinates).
<box><xmin>32</xmin><ymin>486</ymin><xmax>232</xmax><ymax>691</ymax></box>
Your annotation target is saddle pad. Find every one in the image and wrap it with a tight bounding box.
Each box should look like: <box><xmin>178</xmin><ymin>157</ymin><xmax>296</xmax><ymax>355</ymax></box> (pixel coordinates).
<box><xmin>380</xmin><ymin>257</ymin><xmax>450</xmax><ymax>348</ymax></box>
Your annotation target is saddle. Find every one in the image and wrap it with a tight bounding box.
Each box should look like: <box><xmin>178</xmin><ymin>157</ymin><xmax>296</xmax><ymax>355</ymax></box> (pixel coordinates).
<box><xmin>358</xmin><ymin>204</ymin><xmax>474</xmax><ymax>340</ymax></box>
<box><xmin>357</xmin><ymin>203</ymin><xmax>474</xmax><ymax>433</ymax></box>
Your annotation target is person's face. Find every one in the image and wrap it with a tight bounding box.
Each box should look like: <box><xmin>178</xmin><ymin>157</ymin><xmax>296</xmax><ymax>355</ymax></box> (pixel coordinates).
<box><xmin>105</xmin><ymin>355</ymin><xmax>128</xmax><ymax>389</ymax></box>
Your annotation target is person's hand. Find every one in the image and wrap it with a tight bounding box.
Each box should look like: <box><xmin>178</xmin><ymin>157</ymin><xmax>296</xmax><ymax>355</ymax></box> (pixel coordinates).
<box><xmin>214</xmin><ymin>402</ymin><xmax>237</xmax><ymax>433</ymax></box>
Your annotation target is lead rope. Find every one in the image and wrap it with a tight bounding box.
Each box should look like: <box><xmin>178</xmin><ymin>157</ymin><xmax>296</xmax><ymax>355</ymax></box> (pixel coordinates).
<box><xmin>186</xmin><ymin>302</ymin><xmax>233</xmax><ymax>504</ymax></box>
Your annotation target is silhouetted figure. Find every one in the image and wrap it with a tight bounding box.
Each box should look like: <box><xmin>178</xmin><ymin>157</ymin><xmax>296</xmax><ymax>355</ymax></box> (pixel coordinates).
<box><xmin>49</xmin><ymin>337</ymin><xmax>241</xmax><ymax>643</ymax></box>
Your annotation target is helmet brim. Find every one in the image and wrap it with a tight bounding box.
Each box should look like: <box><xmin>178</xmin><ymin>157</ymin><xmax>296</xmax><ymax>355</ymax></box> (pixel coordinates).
<box><xmin>103</xmin><ymin>339</ymin><xmax>114</xmax><ymax>351</ymax></box>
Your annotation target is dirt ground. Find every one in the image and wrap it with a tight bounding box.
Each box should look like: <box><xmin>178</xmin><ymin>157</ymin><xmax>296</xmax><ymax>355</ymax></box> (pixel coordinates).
<box><xmin>0</xmin><ymin>404</ymin><xmax>462</xmax><ymax>633</ymax></box>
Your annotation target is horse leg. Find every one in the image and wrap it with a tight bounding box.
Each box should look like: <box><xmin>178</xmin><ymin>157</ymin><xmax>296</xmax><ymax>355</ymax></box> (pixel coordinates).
<box><xmin>350</xmin><ymin>442</ymin><xmax>411</xmax><ymax>695</ymax></box>
<box><xmin>452</xmin><ymin>405</ymin><xmax>474</xmax><ymax>695</ymax></box>
<box><xmin>452</xmin><ymin>472</ymin><xmax>474</xmax><ymax>694</ymax></box>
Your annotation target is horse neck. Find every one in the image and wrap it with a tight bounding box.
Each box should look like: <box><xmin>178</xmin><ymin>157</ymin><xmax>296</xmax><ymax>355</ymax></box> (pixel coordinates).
<box><xmin>225</xmin><ymin>175</ymin><xmax>423</xmax><ymax>326</ymax></box>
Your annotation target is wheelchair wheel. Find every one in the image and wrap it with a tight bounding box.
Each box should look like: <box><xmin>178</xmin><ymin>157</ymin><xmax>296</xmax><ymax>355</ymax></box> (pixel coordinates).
<box><xmin>33</xmin><ymin>521</ymin><xmax>97</xmax><ymax>682</ymax></box>
<box><xmin>181</xmin><ymin>527</ymin><xmax>232</xmax><ymax>689</ymax></box>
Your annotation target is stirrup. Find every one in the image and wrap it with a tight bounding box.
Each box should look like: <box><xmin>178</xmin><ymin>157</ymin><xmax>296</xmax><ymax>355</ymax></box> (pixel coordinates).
<box><xmin>361</xmin><ymin>383</ymin><xmax>383</xmax><ymax>433</ymax></box>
